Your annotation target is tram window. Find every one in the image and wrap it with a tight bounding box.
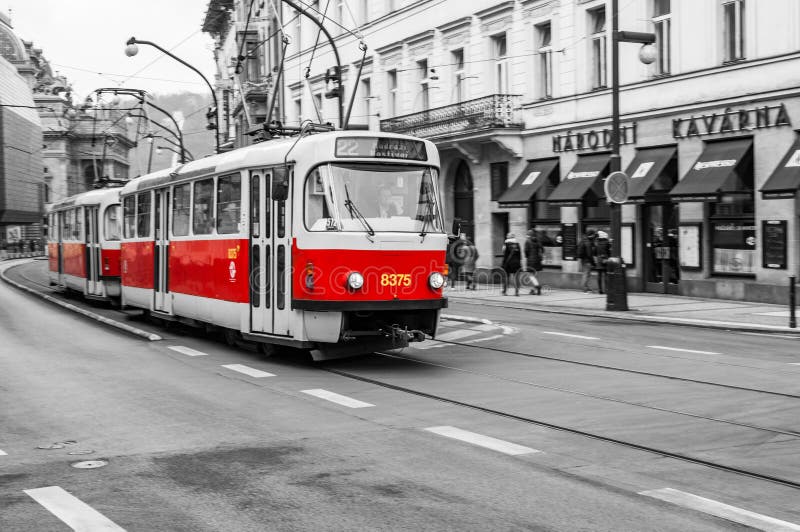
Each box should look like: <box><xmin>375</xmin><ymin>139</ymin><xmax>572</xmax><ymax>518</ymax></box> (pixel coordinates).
<box><xmin>251</xmin><ymin>174</ymin><xmax>260</xmax><ymax>237</ymax></box>
<box><xmin>73</xmin><ymin>208</ymin><xmax>82</xmax><ymax>240</ymax></box>
<box><xmin>62</xmin><ymin>211</ymin><xmax>70</xmax><ymax>241</ymax></box>
<box><xmin>217</xmin><ymin>173</ymin><xmax>241</xmax><ymax>234</ymax></box>
<box><xmin>104</xmin><ymin>205</ymin><xmax>121</xmax><ymax>241</ymax></box>
<box><xmin>123</xmin><ymin>196</ymin><xmax>136</xmax><ymax>238</ymax></box>
<box><xmin>136</xmin><ymin>192</ymin><xmax>151</xmax><ymax>238</ymax></box>
<box><xmin>193</xmin><ymin>178</ymin><xmax>214</xmax><ymax>235</ymax></box>
<box><xmin>172</xmin><ymin>184</ymin><xmax>191</xmax><ymax>236</ymax></box>
<box><xmin>304</xmin><ymin>167</ymin><xmax>333</xmax><ymax>231</ymax></box>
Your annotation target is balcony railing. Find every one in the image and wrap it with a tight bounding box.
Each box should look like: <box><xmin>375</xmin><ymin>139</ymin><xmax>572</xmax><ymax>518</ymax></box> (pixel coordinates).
<box><xmin>379</xmin><ymin>94</ymin><xmax>522</xmax><ymax>139</ymax></box>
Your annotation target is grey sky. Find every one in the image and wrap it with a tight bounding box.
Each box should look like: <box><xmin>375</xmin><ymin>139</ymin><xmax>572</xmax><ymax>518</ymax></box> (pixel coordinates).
<box><xmin>5</xmin><ymin>0</ymin><xmax>216</xmax><ymax>99</ymax></box>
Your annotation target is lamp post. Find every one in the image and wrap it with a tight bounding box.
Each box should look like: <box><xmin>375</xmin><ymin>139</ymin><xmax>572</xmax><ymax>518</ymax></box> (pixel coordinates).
<box><xmin>606</xmin><ymin>0</ymin><xmax>657</xmax><ymax>311</ymax></box>
<box><xmin>124</xmin><ymin>37</ymin><xmax>219</xmax><ymax>153</ymax></box>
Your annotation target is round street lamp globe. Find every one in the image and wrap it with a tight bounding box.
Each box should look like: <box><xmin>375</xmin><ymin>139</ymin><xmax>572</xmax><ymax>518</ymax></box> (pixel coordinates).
<box><xmin>125</xmin><ymin>43</ymin><xmax>139</xmax><ymax>57</ymax></box>
<box><xmin>639</xmin><ymin>43</ymin><xmax>657</xmax><ymax>65</ymax></box>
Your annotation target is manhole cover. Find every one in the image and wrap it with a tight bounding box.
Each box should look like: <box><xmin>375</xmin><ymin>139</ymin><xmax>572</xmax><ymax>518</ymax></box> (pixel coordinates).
<box><xmin>36</xmin><ymin>444</ymin><xmax>64</xmax><ymax>450</ymax></box>
<box><xmin>71</xmin><ymin>460</ymin><xmax>107</xmax><ymax>469</ymax></box>
<box><xmin>67</xmin><ymin>450</ymin><xmax>94</xmax><ymax>456</ymax></box>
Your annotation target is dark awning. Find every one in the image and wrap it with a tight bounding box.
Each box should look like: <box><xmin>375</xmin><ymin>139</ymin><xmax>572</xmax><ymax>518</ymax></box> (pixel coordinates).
<box><xmin>497</xmin><ymin>158</ymin><xmax>559</xmax><ymax>207</ymax></box>
<box><xmin>624</xmin><ymin>146</ymin><xmax>677</xmax><ymax>203</ymax></box>
<box><xmin>546</xmin><ymin>153</ymin><xmax>610</xmax><ymax>206</ymax></box>
<box><xmin>669</xmin><ymin>138</ymin><xmax>753</xmax><ymax>201</ymax></box>
<box><xmin>760</xmin><ymin>136</ymin><xmax>800</xmax><ymax>199</ymax></box>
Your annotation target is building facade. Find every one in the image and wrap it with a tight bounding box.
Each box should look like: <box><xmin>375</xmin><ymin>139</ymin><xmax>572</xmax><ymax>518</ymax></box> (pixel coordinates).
<box><xmin>207</xmin><ymin>0</ymin><xmax>800</xmax><ymax>304</ymax></box>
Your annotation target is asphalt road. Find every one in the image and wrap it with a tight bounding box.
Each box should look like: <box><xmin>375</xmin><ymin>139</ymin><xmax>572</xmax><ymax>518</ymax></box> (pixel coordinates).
<box><xmin>2</xmin><ymin>261</ymin><xmax>799</xmax><ymax>531</ymax></box>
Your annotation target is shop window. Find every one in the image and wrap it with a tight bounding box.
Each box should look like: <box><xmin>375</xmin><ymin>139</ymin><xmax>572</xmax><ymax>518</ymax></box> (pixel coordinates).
<box><xmin>652</xmin><ymin>0</ymin><xmax>671</xmax><ymax>74</ymax></box>
<box><xmin>172</xmin><ymin>184</ymin><xmax>191</xmax><ymax>237</ymax></box>
<box><xmin>136</xmin><ymin>192</ymin><xmax>151</xmax><ymax>238</ymax></box>
<box><xmin>589</xmin><ymin>7</ymin><xmax>607</xmax><ymax>89</ymax></box>
<box><xmin>582</xmin><ymin>201</ymin><xmax>611</xmax><ymax>224</ymax></box>
<box><xmin>217</xmin><ymin>174</ymin><xmax>242</xmax><ymax>234</ymax></box>
<box><xmin>193</xmin><ymin>179</ymin><xmax>215</xmax><ymax>235</ymax></box>
<box><xmin>533</xmin><ymin>224</ymin><xmax>563</xmax><ymax>267</ymax></box>
<box><xmin>123</xmin><ymin>196</ymin><xmax>135</xmax><ymax>238</ymax></box>
<box><xmin>535</xmin><ymin>22</ymin><xmax>553</xmax><ymax>99</ymax></box>
<box><xmin>490</xmin><ymin>162</ymin><xmax>509</xmax><ymax>201</ymax></box>
<box><xmin>710</xmin><ymin>193</ymin><xmax>755</xmax><ymax>275</ymax></box>
<box><xmin>722</xmin><ymin>0</ymin><xmax>745</xmax><ymax>62</ymax></box>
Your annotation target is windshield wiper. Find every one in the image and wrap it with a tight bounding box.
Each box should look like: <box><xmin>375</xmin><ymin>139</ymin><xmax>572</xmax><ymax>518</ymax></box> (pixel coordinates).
<box><xmin>344</xmin><ymin>183</ymin><xmax>375</xmax><ymax>237</ymax></box>
<box><xmin>418</xmin><ymin>182</ymin><xmax>436</xmax><ymax>241</ymax></box>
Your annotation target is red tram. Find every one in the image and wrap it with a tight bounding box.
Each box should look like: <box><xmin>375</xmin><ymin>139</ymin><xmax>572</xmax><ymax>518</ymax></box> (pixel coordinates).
<box><xmin>119</xmin><ymin>131</ymin><xmax>447</xmax><ymax>359</ymax></box>
<box><xmin>47</xmin><ymin>187</ymin><xmax>122</xmax><ymax>301</ymax></box>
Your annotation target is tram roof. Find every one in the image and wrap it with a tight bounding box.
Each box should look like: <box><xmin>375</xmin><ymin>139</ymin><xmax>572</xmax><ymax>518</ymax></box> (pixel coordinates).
<box><xmin>48</xmin><ymin>186</ymin><xmax>123</xmax><ymax>211</ymax></box>
<box><xmin>120</xmin><ymin>131</ymin><xmax>439</xmax><ymax>194</ymax></box>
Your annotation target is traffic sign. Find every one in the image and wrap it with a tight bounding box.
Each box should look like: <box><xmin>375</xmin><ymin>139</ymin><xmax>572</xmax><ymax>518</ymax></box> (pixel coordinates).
<box><xmin>604</xmin><ymin>171</ymin><xmax>629</xmax><ymax>204</ymax></box>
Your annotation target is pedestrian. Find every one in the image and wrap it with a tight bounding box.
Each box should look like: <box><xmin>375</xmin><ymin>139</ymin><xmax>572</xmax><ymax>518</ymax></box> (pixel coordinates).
<box><xmin>446</xmin><ymin>233</ymin><xmax>460</xmax><ymax>286</ymax></box>
<box><xmin>523</xmin><ymin>229</ymin><xmax>543</xmax><ymax>295</ymax></box>
<box><xmin>577</xmin><ymin>228</ymin><xmax>597</xmax><ymax>293</ymax></box>
<box><xmin>595</xmin><ymin>230</ymin><xmax>610</xmax><ymax>294</ymax></box>
<box><xmin>457</xmin><ymin>234</ymin><xmax>479</xmax><ymax>290</ymax></box>
<box><xmin>501</xmin><ymin>232</ymin><xmax>522</xmax><ymax>296</ymax></box>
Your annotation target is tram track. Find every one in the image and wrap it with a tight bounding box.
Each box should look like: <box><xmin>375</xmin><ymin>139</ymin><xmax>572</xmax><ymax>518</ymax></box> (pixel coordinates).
<box><xmin>436</xmin><ymin>338</ymin><xmax>800</xmax><ymax>400</ymax></box>
<box><xmin>323</xmin><ymin>360</ymin><xmax>800</xmax><ymax>491</ymax></box>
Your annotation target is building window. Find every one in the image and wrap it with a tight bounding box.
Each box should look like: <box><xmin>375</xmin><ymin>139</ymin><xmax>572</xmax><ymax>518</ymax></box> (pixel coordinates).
<box><xmin>387</xmin><ymin>69</ymin><xmax>397</xmax><ymax>117</ymax></box>
<box><xmin>335</xmin><ymin>0</ymin><xmax>345</xmax><ymax>35</ymax></box>
<box><xmin>361</xmin><ymin>0</ymin><xmax>369</xmax><ymax>24</ymax></box>
<box><xmin>710</xmin><ymin>194</ymin><xmax>755</xmax><ymax>275</ymax></box>
<box><xmin>723</xmin><ymin>0</ymin><xmax>745</xmax><ymax>62</ymax></box>
<box><xmin>451</xmin><ymin>49</ymin><xmax>465</xmax><ymax>103</ymax></box>
<box><xmin>245</xmin><ymin>39</ymin><xmax>260</xmax><ymax>82</ymax></box>
<box><xmin>535</xmin><ymin>22</ymin><xmax>553</xmax><ymax>99</ymax></box>
<box><xmin>359</xmin><ymin>78</ymin><xmax>371</xmax><ymax>125</ymax></box>
<box><xmin>652</xmin><ymin>0</ymin><xmax>671</xmax><ymax>74</ymax></box>
<box><xmin>293</xmin><ymin>10</ymin><xmax>302</xmax><ymax>50</ymax></box>
<box><xmin>294</xmin><ymin>98</ymin><xmax>302</xmax><ymax>125</ymax></box>
<box><xmin>493</xmin><ymin>33</ymin><xmax>509</xmax><ymax>93</ymax></box>
<box><xmin>589</xmin><ymin>7</ymin><xmax>607</xmax><ymax>89</ymax></box>
<box><xmin>313</xmin><ymin>93</ymin><xmax>324</xmax><ymax>122</ymax></box>
<box><xmin>490</xmin><ymin>162</ymin><xmax>509</xmax><ymax>201</ymax></box>
<box><xmin>417</xmin><ymin>59</ymin><xmax>429</xmax><ymax>111</ymax></box>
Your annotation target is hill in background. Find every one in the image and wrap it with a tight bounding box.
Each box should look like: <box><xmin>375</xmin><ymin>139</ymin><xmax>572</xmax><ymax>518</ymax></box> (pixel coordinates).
<box><xmin>129</xmin><ymin>92</ymin><xmax>215</xmax><ymax>176</ymax></box>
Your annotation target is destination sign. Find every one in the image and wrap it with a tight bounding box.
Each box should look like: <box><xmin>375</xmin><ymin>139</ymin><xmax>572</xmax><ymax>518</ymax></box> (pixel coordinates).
<box><xmin>336</xmin><ymin>137</ymin><xmax>427</xmax><ymax>161</ymax></box>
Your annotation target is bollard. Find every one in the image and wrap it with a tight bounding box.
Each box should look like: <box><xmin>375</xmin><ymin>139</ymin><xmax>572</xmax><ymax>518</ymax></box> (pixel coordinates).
<box><xmin>790</xmin><ymin>275</ymin><xmax>797</xmax><ymax>329</ymax></box>
<box><xmin>605</xmin><ymin>257</ymin><xmax>629</xmax><ymax>311</ymax></box>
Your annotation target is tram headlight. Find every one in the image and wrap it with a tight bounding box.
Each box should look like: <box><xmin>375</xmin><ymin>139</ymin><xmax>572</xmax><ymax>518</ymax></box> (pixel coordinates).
<box><xmin>347</xmin><ymin>271</ymin><xmax>364</xmax><ymax>290</ymax></box>
<box><xmin>428</xmin><ymin>272</ymin><xmax>445</xmax><ymax>290</ymax></box>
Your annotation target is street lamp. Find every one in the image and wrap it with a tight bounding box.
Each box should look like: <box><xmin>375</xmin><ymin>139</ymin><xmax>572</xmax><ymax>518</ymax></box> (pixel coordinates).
<box><xmin>606</xmin><ymin>0</ymin><xmax>657</xmax><ymax>311</ymax></box>
<box><xmin>124</xmin><ymin>37</ymin><xmax>220</xmax><ymax>153</ymax></box>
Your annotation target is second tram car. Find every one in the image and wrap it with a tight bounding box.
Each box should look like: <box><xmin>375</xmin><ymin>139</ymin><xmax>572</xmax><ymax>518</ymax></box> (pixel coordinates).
<box><xmin>47</xmin><ymin>187</ymin><xmax>123</xmax><ymax>301</ymax></box>
<box><xmin>119</xmin><ymin>131</ymin><xmax>447</xmax><ymax>359</ymax></box>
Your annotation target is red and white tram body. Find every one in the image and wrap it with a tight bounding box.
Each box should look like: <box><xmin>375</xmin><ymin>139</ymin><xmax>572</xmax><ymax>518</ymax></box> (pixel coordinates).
<box><xmin>47</xmin><ymin>187</ymin><xmax>123</xmax><ymax>300</ymax></box>
<box><xmin>119</xmin><ymin>131</ymin><xmax>447</xmax><ymax>358</ymax></box>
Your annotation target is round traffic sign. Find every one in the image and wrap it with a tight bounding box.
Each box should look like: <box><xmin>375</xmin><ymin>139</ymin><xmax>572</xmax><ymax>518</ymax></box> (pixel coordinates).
<box><xmin>604</xmin><ymin>171</ymin><xmax>630</xmax><ymax>204</ymax></box>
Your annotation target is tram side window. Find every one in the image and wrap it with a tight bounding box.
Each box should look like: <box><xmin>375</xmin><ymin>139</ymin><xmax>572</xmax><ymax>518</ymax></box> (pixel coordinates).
<box><xmin>193</xmin><ymin>178</ymin><xmax>214</xmax><ymax>235</ymax></box>
<box><xmin>123</xmin><ymin>196</ymin><xmax>136</xmax><ymax>238</ymax></box>
<box><xmin>62</xmin><ymin>211</ymin><xmax>71</xmax><ymax>241</ymax></box>
<box><xmin>73</xmin><ymin>208</ymin><xmax>82</xmax><ymax>240</ymax></box>
<box><xmin>104</xmin><ymin>205</ymin><xmax>121</xmax><ymax>241</ymax></box>
<box><xmin>217</xmin><ymin>173</ymin><xmax>241</xmax><ymax>234</ymax></box>
<box><xmin>172</xmin><ymin>184</ymin><xmax>191</xmax><ymax>236</ymax></box>
<box><xmin>136</xmin><ymin>192</ymin><xmax>151</xmax><ymax>238</ymax></box>
<box><xmin>304</xmin><ymin>167</ymin><xmax>333</xmax><ymax>231</ymax></box>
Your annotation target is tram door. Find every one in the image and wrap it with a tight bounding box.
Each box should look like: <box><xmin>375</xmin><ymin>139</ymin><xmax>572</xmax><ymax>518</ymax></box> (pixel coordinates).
<box><xmin>153</xmin><ymin>188</ymin><xmax>172</xmax><ymax>313</ymax></box>
<box><xmin>57</xmin><ymin>211</ymin><xmax>64</xmax><ymax>285</ymax></box>
<box><xmin>250</xmin><ymin>168</ymin><xmax>291</xmax><ymax>336</ymax></box>
<box><xmin>85</xmin><ymin>206</ymin><xmax>101</xmax><ymax>296</ymax></box>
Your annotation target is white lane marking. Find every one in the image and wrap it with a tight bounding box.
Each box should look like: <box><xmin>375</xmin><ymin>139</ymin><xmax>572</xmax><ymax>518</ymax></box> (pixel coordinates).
<box><xmin>415</xmin><ymin>341</ymin><xmax>445</xmax><ymax>350</ymax></box>
<box><xmin>167</xmin><ymin>345</ymin><xmax>208</xmax><ymax>357</ymax></box>
<box><xmin>647</xmin><ymin>345</ymin><xmax>720</xmax><ymax>355</ymax></box>
<box><xmin>754</xmin><ymin>310</ymin><xmax>791</xmax><ymax>317</ymax></box>
<box><xmin>542</xmin><ymin>331</ymin><xmax>599</xmax><ymax>340</ymax></box>
<box><xmin>301</xmin><ymin>389</ymin><xmax>374</xmax><ymax>408</ymax></box>
<box><xmin>221</xmin><ymin>364</ymin><xmax>275</xmax><ymax>378</ymax></box>
<box><xmin>464</xmin><ymin>334</ymin><xmax>504</xmax><ymax>344</ymax></box>
<box><xmin>0</xmin><ymin>449</ymin><xmax>6</xmax><ymax>456</ymax></box>
<box><xmin>436</xmin><ymin>329</ymin><xmax>482</xmax><ymax>342</ymax></box>
<box><xmin>638</xmin><ymin>315</ymin><xmax>795</xmax><ymax>330</ymax></box>
<box><xmin>424</xmin><ymin>426</ymin><xmax>540</xmax><ymax>456</ymax></box>
<box><xmin>438</xmin><ymin>320</ymin><xmax>461</xmax><ymax>327</ymax></box>
<box><xmin>639</xmin><ymin>488</ymin><xmax>800</xmax><ymax>531</ymax></box>
<box><xmin>24</xmin><ymin>486</ymin><xmax>126</xmax><ymax>531</ymax></box>
<box><xmin>789</xmin><ymin>363</ymin><xmax>800</xmax><ymax>366</ymax></box>
<box><xmin>741</xmin><ymin>332</ymin><xmax>800</xmax><ymax>340</ymax></box>
<box><xmin>470</xmin><ymin>323</ymin><xmax>497</xmax><ymax>332</ymax></box>
<box><xmin>441</xmin><ymin>314</ymin><xmax>492</xmax><ymax>325</ymax></box>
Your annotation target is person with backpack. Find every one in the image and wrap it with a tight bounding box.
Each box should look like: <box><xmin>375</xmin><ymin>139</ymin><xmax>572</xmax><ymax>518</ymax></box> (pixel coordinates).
<box><xmin>524</xmin><ymin>229</ymin><xmax>543</xmax><ymax>295</ymax></box>
<box><xmin>501</xmin><ymin>232</ymin><xmax>522</xmax><ymax>296</ymax></box>
<box><xmin>594</xmin><ymin>230</ymin><xmax>610</xmax><ymax>294</ymax></box>
<box><xmin>457</xmin><ymin>234</ymin><xmax>479</xmax><ymax>290</ymax></box>
<box><xmin>577</xmin><ymin>228</ymin><xmax>597</xmax><ymax>293</ymax></box>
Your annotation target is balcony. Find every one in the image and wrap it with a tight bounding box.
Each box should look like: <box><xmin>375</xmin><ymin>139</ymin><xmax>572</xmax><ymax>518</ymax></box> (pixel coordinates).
<box><xmin>380</xmin><ymin>94</ymin><xmax>522</xmax><ymax>139</ymax></box>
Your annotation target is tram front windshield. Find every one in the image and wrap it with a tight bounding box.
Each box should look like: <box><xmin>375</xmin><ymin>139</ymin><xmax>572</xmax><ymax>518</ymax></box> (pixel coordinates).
<box><xmin>305</xmin><ymin>163</ymin><xmax>444</xmax><ymax>233</ymax></box>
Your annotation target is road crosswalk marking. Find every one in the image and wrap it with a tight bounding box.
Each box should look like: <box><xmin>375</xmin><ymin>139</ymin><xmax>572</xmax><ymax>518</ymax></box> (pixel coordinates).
<box><xmin>221</xmin><ymin>364</ymin><xmax>275</xmax><ymax>378</ymax></box>
<box><xmin>167</xmin><ymin>346</ymin><xmax>208</xmax><ymax>357</ymax></box>
<box><xmin>425</xmin><ymin>426</ymin><xmax>540</xmax><ymax>456</ymax></box>
<box><xmin>639</xmin><ymin>488</ymin><xmax>800</xmax><ymax>531</ymax></box>
<box><xmin>301</xmin><ymin>389</ymin><xmax>374</xmax><ymax>408</ymax></box>
<box><xmin>25</xmin><ymin>486</ymin><xmax>126</xmax><ymax>531</ymax></box>
<box><xmin>0</xmin><ymin>449</ymin><xmax>6</xmax><ymax>456</ymax></box>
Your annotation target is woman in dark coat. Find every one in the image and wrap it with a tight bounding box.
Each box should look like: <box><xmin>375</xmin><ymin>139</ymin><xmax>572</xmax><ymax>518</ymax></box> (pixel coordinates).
<box><xmin>524</xmin><ymin>229</ymin><xmax>544</xmax><ymax>295</ymax></box>
<box><xmin>501</xmin><ymin>233</ymin><xmax>522</xmax><ymax>296</ymax></box>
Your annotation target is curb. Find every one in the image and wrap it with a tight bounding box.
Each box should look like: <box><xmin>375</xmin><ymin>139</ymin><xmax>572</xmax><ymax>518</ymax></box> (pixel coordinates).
<box><xmin>0</xmin><ymin>260</ymin><xmax>162</xmax><ymax>342</ymax></box>
<box><xmin>448</xmin><ymin>296</ymin><xmax>800</xmax><ymax>336</ymax></box>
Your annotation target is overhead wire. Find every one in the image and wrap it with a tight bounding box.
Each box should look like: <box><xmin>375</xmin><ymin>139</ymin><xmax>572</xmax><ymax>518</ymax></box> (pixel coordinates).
<box><xmin>234</xmin><ymin>0</ymin><xmax>257</xmax><ymax>74</ymax></box>
<box><xmin>304</xmin><ymin>0</ymin><xmax>331</xmax><ymax>78</ymax></box>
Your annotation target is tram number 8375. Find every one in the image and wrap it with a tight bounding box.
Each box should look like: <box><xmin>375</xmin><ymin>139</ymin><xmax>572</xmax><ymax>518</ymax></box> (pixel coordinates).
<box><xmin>380</xmin><ymin>273</ymin><xmax>412</xmax><ymax>287</ymax></box>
